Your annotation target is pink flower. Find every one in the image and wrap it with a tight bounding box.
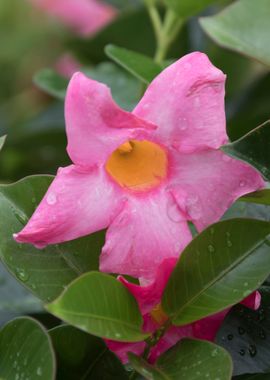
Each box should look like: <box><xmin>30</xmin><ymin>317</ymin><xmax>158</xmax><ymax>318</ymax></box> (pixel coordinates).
<box><xmin>106</xmin><ymin>258</ymin><xmax>261</xmax><ymax>363</ymax></box>
<box><xmin>29</xmin><ymin>0</ymin><xmax>117</xmax><ymax>37</ymax></box>
<box><xmin>14</xmin><ymin>52</ymin><xmax>264</xmax><ymax>280</ymax></box>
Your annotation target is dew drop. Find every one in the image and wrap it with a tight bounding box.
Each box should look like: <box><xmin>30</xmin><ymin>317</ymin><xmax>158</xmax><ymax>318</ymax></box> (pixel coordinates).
<box><xmin>13</xmin><ymin>360</ymin><xmax>18</xmax><ymax>369</ymax></box>
<box><xmin>239</xmin><ymin>180</ymin><xmax>246</xmax><ymax>187</ymax></box>
<box><xmin>208</xmin><ymin>244</ymin><xmax>215</xmax><ymax>253</ymax></box>
<box><xmin>31</xmin><ymin>197</ymin><xmax>36</xmax><ymax>204</ymax></box>
<box><xmin>248</xmin><ymin>344</ymin><xmax>257</xmax><ymax>357</ymax></box>
<box><xmin>166</xmin><ymin>198</ymin><xmax>183</xmax><ymax>223</ymax></box>
<box><xmin>227</xmin><ymin>334</ymin><xmax>234</xmax><ymax>340</ymax></box>
<box><xmin>238</xmin><ymin>326</ymin><xmax>245</xmax><ymax>335</ymax></box>
<box><xmin>36</xmin><ymin>367</ymin><xmax>43</xmax><ymax>376</ymax></box>
<box><xmin>179</xmin><ymin>117</ymin><xmax>188</xmax><ymax>131</ymax></box>
<box><xmin>211</xmin><ymin>348</ymin><xmax>218</xmax><ymax>357</ymax></box>
<box><xmin>15</xmin><ymin>268</ymin><xmax>29</xmax><ymax>283</ymax></box>
<box><xmin>227</xmin><ymin>240</ymin><xmax>233</xmax><ymax>248</ymax></box>
<box><xmin>239</xmin><ymin>348</ymin><xmax>245</xmax><ymax>356</ymax></box>
<box><xmin>46</xmin><ymin>192</ymin><xmax>57</xmax><ymax>205</ymax></box>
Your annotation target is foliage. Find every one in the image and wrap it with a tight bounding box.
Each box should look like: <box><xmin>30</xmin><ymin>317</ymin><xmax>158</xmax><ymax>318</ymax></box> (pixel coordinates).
<box><xmin>0</xmin><ymin>0</ymin><xmax>270</xmax><ymax>378</ymax></box>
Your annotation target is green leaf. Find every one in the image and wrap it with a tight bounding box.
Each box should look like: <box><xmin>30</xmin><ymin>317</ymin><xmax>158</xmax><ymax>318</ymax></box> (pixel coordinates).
<box><xmin>50</xmin><ymin>325</ymin><xmax>128</xmax><ymax>379</ymax></box>
<box><xmin>162</xmin><ymin>218</ymin><xmax>270</xmax><ymax>326</ymax></box>
<box><xmin>105</xmin><ymin>44</ymin><xmax>162</xmax><ymax>83</ymax></box>
<box><xmin>216</xmin><ymin>287</ymin><xmax>270</xmax><ymax>375</ymax></box>
<box><xmin>0</xmin><ymin>317</ymin><xmax>56</xmax><ymax>379</ymax></box>
<box><xmin>129</xmin><ymin>338</ymin><xmax>232</xmax><ymax>380</ymax></box>
<box><xmin>0</xmin><ymin>175</ymin><xmax>105</xmax><ymax>302</ymax></box>
<box><xmin>222</xmin><ymin>201</ymin><xmax>270</xmax><ymax>223</ymax></box>
<box><xmin>33</xmin><ymin>69</ymin><xmax>68</xmax><ymax>100</ymax></box>
<box><xmin>164</xmin><ymin>0</ymin><xmax>218</xmax><ymax>18</ymax></box>
<box><xmin>46</xmin><ymin>272</ymin><xmax>148</xmax><ymax>342</ymax></box>
<box><xmin>200</xmin><ymin>0</ymin><xmax>270</xmax><ymax>67</ymax></box>
<box><xmin>0</xmin><ymin>135</ymin><xmax>6</xmax><ymax>152</ymax></box>
<box><xmin>222</xmin><ymin>121</ymin><xmax>270</xmax><ymax>181</ymax></box>
<box><xmin>240</xmin><ymin>189</ymin><xmax>270</xmax><ymax>206</ymax></box>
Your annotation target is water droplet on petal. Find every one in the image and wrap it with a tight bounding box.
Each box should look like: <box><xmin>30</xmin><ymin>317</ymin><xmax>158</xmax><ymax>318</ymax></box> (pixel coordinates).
<box><xmin>239</xmin><ymin>349</ymin><xmax>245</xmax><ymax>356</ymax></box>
<box><xmin>46</xmin><ymin>192</ymin><xmax>57</xmax><ymax>205</ymax></box>
<box><xmin>239</xmin><ymin>180</ymin><xmax>246</xmax><ymax>187</ymax></box>
<box><xmin>179</xmin><ymin>117</ymin><xmax>188</xmax><ymax>131</ymax></box>
<box><xmin>166</xmin><ymin>198</ymin><xmax>183</xmax><ymax>223</ymax></box>
<box><xmin>227</xmin><ymin>334</ymin><xmax>234</xmax><ymax>340</ymax></box>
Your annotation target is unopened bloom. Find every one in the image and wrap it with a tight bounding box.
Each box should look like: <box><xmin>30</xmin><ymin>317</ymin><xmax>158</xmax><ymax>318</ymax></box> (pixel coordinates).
<box><xmin>14</xmin><ymin>52</ymin><xmax>264</xmax><ymax>279</ymax></box>
<box><xmin>29</xmin><ymin>0</ymin><xmax>117</xmax><ymax>37</ymax></box>
<box><xmin>106</xmin><ymin>258</ymin><xmax>261</xmax><ymax>363</ymax></box>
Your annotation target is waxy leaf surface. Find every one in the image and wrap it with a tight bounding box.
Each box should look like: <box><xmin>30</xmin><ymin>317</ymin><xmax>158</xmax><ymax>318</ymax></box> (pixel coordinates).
<box><xmin>162</xmin><ymin>219</ymin><xmax>270</xmax><ymax>325</ymax></box>
<box><xmin>129</xmin><ymin>338</ymin><xmax>232</xmax><ymax>380</ymax></box>
<box><xmin>0</xmin><ymin>317</ymin><xmax>55</xmax><ymax>380</ymax></box>
<box><xmin>47</xmin><ymin>272</ymin><xmax>148</xmax><ymax>342</ymax></box>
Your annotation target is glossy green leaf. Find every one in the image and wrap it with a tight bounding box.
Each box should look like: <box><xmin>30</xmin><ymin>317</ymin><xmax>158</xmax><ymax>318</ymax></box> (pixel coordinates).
<box><xmin>0</xmin><ymin>175</ymin><xmax>105</xmax><ymax>302</ymax></box>
<box><xmin>105</xmin><ymin>44</ymin><xmax>162</xmax><ymax>83</ymax></box>
<box><xmin>50</xmin><ymin>325</ymin><xmax>128</xmax><ymax>379</ymax></box>
<box><xmin>200</xmin><ymin>0</ymin><xmax>270</xmax><ymax>67</ymax></box>
<box><xmin>129</xmin><ymin>338</ymin><xmax>232</xmax><ymax>380</ymax></box>
<box><xmin>46</xmin><ymin>272</ymin><xmax>148</xmax><ymax>342</ymax></box>
<box><xmin>0</xmin><ymin>317</ymin><xmax>56</xmax><ymax>379</ymax></box>
<box><xmin>162</xmin><ymin>219</ymin><xmax>270</xmax><ymax>325</ymax></box>
<box><xmin>33</xmin><ymin>69</ymin><xmax>68</xmax><ymax>100</ymax></box>
<box><xmin>216</xmin><ymin>287</ymin><xmax>270</xmax><ymax>375</ymax></box>
<box><xmin>222</xmin><ymin>121</ymin><xmax>270</xmax><ymax>181</ymax></box>
<box><xmin>222</xmin><ymin>201</ymin><xmax>270</xmax><ymax>223</ymax></box>
<box><xmin>0</xmin><ymin>135</ymin><xmax>6</xmax><ymax>152</ymax></box>
<box><xmin>164</xmin><ymin>0</ymin><xmax>218</xmax><ymax>18</ymax></box>
<box><xmin>240</xmin><ymin>190</ymin><xmax>270</xmax><ymax>206</ymax></box>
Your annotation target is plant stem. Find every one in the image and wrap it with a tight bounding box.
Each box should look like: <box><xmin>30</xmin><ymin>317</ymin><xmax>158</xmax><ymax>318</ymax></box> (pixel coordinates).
<box><xmin>145</xmin><ymin>2</ymin><xmax>183</xmax><ymax>64</ymax></box>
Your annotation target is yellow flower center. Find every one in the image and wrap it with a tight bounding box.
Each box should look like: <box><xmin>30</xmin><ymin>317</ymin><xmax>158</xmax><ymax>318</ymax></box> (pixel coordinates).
<box><xmin>150</xmin><ymin>303</ymin><xmax>168</xmax><ymax>325</ymax></box>
<box><xmin>105</xmin><ymin>140</ymin><xmax>168</xmax><ymax>192</ymax></box>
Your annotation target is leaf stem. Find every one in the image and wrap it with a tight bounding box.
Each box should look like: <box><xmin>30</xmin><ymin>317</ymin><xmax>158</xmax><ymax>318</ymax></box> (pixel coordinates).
<box><xmin>145</xmin><ymin>2</ymin><xmax>183</xmax><ymax>64</ymax></box>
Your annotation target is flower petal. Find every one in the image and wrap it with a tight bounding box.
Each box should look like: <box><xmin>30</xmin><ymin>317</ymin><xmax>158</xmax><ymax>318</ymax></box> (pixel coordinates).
<box><xmin>65</xmin><ymin>72</ymin><xmax>156</xmax><ymax>167</ymax></box>
<box><xmin>119</xmin><ymin>258</ymin><xmax>177</xmax><ymax>315</ymax></box>
<box><xmin>169</xmin><ymin>149</ymin><xmax>264</xmax><ymax>231</ymax></box>
<box><xmin>29</xmin><ymin>0</ymin><xmax>117</xmax><ymax>36</ymax></box>
<box><xmin>14</xmin><ymin>165</ymin><xmax>125</xmax><ymax>247</ymax></box>
<box><xmin>100</xmin><ymin>191</ymin><xmax>192</xmax><ymax>279</ymax></box>
<box><xmin>133</xmin><ymin>52</ymin><xmax>227</xmax><ymax>152</ymax></box>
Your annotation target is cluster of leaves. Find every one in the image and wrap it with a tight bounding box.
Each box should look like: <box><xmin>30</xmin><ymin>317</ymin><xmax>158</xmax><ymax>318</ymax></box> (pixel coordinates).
<box><xmin>0</xmin><ymin>0</ymin><xmax>270</xmax><ymax>379</ymax></box>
